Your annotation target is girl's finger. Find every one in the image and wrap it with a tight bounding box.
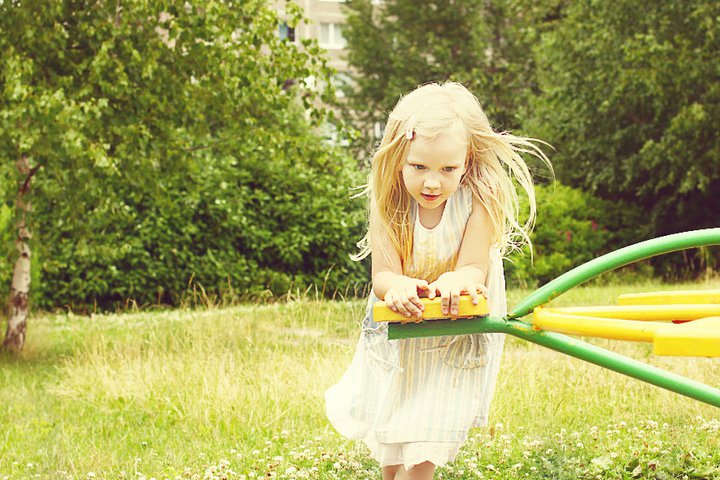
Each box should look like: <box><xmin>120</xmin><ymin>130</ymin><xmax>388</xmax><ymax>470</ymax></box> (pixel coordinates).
<box><xmin>467</xmin><ymin>284</ymin><xmax>480</xmax><ymax>305</ymax></box>
<box><xmin>439</xmin><ymin>287</ymin><xmax>451</xmax><ymax>315</ymax></box>
<box><xmin>450</xmin><ymin>288</ymin><xmax>461</xmax><ymax>315</ymax></box>
<box><xmin>385</xmin><ymin>293</ymin><xmax>396</xmax><ymax>312</ymax></box>
<box><xmin>409</xmin><ymin>293</ymin><xmax>425</xmax><ymax>314</ymax></box>
<box><xmin>392</xmin><ymin>297</ymin><xmax>411</xmax><ymax>317</ymax></box>
<box><xmin>403</xmin><ymin>295</ymin><xmax>423</xmax><ymax>317</ymax></box>
<box><xmin>477</xmin><ymin>284</ymin><xmax>489</xmax><ymax>299</ymax></box>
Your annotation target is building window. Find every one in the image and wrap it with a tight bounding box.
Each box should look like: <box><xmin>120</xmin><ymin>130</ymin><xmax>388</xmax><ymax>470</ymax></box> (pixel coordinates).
<box><xmin>319</xmin><ymin>23</ymin><xmax>346</xmax><ymax>49</ymax></box>
<box><xmin>279</xmin><ymin>22</ymin><xmax>295</xmax><ymax>42</ymax></box>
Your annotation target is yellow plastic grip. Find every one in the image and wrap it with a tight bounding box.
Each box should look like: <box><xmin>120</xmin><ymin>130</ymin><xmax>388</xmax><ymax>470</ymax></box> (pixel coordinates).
<box><xmin>373</xmin><ymin>295</ymin><xmax>490</xmax><ymax>323</ymax></box>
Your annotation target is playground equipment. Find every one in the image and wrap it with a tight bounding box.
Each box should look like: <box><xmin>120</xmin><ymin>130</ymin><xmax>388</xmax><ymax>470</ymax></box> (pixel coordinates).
<box><xmin>373</xmin><ymin>228</ymin><xmax>720</xmax><ymax>408</ymax></box>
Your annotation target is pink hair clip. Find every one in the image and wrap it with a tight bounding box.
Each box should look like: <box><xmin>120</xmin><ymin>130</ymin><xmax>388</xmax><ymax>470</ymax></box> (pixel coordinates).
<box><xmin>405</xmin><ymin>127</ymin><xmax>415</xmax><ymax>141</ymax></box>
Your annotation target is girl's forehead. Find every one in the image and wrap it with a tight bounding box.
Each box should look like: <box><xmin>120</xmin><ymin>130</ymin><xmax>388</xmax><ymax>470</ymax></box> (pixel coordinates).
<box><xmin>407</xmin><ymin>131</ymin><xmax>468</xmax><ymax>162</ymax></box>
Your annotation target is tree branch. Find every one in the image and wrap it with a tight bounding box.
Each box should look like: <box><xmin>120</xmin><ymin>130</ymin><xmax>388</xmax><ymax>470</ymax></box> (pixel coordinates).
<box><xmin>20</xmin><ymin>163</ymin><xmax>43</xmax><ymax>194</ymax></box>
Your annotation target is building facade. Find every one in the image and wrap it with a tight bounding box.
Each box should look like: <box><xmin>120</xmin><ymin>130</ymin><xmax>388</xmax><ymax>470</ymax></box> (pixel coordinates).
<box><xmin>284</xmin><ymin>0</ymin><xmax>349</xmax><ymax>73</ymax></box>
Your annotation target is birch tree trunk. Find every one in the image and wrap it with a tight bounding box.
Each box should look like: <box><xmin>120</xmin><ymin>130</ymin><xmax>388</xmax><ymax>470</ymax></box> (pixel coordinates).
<box><xmin>4</xmin><ymin>155</ymin><xmax>34</xmax><ymax>352</ymax></box>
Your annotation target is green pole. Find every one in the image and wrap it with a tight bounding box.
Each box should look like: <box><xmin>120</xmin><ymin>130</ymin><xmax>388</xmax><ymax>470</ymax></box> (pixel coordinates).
<box><xmin>509</xmin><ymin>228</ymin><xmax>720</xmax><ymax>319</ymax></box>
<box><xmin>504</xmin><ymin>320</ymin><xmax>720</xmax><ymax>408</ymax></box>
<box><xmin>388</xmin><ymin>317</ymin><xmax>720</xmax><ymax>407</ymax></box>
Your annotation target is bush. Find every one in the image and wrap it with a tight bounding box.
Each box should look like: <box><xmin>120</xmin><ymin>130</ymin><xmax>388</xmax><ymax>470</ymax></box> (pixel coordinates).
<box><xmin>505</xmin><ymin>183</ymin><xmax>642</xmax><ymax>288</ymax></box>
<box><xmin>33</xmin><ymin>127</ymin><xmax>368</xmax><ymax>311</ymax></box>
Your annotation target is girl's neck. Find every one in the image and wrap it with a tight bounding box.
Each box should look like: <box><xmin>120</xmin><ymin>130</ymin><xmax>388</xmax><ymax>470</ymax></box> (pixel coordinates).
<box><xmin>417</xmin><ymin>201</ymin><xmax>447</xmax><ymax>229</ymax></box>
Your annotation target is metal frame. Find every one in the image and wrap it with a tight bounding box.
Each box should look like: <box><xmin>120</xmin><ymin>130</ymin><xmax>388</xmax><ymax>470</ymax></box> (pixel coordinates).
<box><xmin>388</xmin><ymin>228</ymin><xmax>720</xmax><ymax>407</ymax></box>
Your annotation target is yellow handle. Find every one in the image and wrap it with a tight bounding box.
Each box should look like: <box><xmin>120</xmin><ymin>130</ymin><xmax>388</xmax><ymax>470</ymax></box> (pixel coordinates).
<box><xmin>373</xmin><ymin>295</ymin><xmax>490</xmax><ymax>323</ymax></box>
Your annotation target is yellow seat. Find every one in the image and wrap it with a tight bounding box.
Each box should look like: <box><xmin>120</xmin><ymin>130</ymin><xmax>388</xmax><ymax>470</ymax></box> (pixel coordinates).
<box><xmin>373</xmin><ymin>295</ymin><xmax>489</xmax><ymax>323</ymax></box>
<box><xmin>653</xmin><ymin>317</ymin><xmax>720</xmax><ymax>357</ymax></box>
<box><xmin>539</xmin><ymin>304</ymin><xmax>720</xmax><ymax>322</ymax></box>
<box><xmin>618</xmin><ymin>290</ymin><xmax>720</xmax><ymax>306</ymax></box>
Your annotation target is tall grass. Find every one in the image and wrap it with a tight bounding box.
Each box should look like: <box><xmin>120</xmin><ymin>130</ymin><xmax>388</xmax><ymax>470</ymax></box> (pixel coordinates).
<box><xmin>1</xmin><ymin>279</ymin><xmax>719</xmax><ymax>479</ymax></box>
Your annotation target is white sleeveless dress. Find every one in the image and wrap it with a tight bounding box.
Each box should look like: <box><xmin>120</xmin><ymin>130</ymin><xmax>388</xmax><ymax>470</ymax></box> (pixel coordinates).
<box><xmin>325</xmin><ymin>185</ymin><xmax>507</xmax><ymax>470</ymax></box>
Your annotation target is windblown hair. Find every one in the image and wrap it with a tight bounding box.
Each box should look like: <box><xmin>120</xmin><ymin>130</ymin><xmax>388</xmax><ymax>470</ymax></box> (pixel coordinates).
<box><xmin>353</xmin><ymin>82</ymin><xmax>551</xmax><ymax>269</ymax></box>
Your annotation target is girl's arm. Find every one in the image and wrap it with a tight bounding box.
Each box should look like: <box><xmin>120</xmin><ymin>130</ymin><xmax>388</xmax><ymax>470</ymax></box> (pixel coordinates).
<box><xmin>370</xmin><ymin>208</ymin><xmax>428</xmax><ymax>319</ymax></box>
<box><xmin>429</xmin><ymin>196</ymin><xmax>492</xmax><ymax>315</ymax></box>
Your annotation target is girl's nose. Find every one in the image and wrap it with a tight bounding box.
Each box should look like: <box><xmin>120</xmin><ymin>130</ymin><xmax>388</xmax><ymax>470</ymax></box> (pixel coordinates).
<box><xmin>424</xmin><ymin>176</ymin><xmax>441</xmax><ymax>190</ymax></box>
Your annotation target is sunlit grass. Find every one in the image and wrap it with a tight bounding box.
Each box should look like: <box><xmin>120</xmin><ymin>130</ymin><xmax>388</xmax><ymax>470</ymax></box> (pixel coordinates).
<box><xmin>1</xmin><ymin>279</ymin><xmax>719</xmax><ymax>479</ymax></box>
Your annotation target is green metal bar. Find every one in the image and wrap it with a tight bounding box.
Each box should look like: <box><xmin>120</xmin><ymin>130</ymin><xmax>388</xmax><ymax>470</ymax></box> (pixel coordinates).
<box><xmin>504</xmin><ymin>320</ymin><xmax>720</xmax><ymax>408</ymax></box>
<box><xmin>389</xmin><ymin>317</ymin><xmax>720</xmax><ymax>407</ymax></box>
<box><xmin>509</xmin><ymin>228</ymin><xmax>720</xmax><ymax>319</ymax></box>
<box><xmin>387</xmin><ymin>315</ymin><xmax>509</xmax><ymax>339</ymax></box>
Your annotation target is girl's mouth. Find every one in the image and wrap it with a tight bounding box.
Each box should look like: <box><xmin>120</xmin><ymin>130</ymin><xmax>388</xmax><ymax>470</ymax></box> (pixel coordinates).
<box><xmin>421</xmin><ymin>193</ymin><xmax>441</xmax><ymax>202</ymax></box>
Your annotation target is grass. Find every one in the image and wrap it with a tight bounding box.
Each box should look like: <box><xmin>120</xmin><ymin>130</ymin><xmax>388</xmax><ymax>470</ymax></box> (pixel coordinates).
<box><xmin>0</xmin><ymin>279</ymin><xmax>719</xmax><ymax>479</ymax></box>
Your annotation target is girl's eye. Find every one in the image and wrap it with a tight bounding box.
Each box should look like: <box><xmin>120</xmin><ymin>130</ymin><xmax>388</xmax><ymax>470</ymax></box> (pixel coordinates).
<box><xmin>413</xmin><ymin>164</ymin><xmax>426</xmax><ymax>170</ymax></box>
<box><xmin>443</xmin><ymin>167</ymin><xmax>457</xmax><ymax>172</ymax></box>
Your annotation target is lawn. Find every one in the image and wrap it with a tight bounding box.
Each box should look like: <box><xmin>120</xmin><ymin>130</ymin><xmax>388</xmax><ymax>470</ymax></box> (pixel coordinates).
<box><xmin>1</xmin><ymin>279</ymin><xmax>719</xmax><ymax>479</ymax></box>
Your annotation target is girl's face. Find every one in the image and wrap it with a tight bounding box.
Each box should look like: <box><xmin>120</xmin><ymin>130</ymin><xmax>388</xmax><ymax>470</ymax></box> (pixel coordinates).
<box><xmin>402</xmin><ymin>130</ymin><xmax>467</xmax><ymax>212</ymax></box>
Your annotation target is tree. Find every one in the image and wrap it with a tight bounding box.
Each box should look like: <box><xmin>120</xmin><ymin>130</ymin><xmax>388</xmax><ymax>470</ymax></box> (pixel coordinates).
<box><xmin>528</xmin><ymin>0</ymin><xmax>720</xmax><ymax>263</ymax></box>
<box><xmin>0</xmin><ymin>0</ymin><xmax>361</xmax><ymax>350</ymax></box>
<box><xmin>341</xmin><ymin>0</ymin><xmax>566</xmax><ymax>157</ymax></box>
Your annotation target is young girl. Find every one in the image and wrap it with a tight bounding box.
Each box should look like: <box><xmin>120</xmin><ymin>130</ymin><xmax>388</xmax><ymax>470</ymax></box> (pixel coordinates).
<box><xmin>325</xmin><ymin>82</ymin><xmax>549</xmax><ymax>480</ymax></box>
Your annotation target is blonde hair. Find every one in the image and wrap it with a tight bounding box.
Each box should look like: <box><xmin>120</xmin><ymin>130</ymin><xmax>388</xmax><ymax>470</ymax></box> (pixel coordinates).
<box><xmin>353</xmin><ymin>82</ymin><xmax>551</xmax><ymax>269</ymax></box>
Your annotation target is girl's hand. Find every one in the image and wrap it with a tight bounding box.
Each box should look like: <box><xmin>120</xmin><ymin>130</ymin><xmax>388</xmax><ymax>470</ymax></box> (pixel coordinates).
<box><xmin>428</xmin><ymin>272</ymin><xmax>489</xmax><ymax>317</ymax></box>
<box><xmin>383</xmin><ymin>277</ymin><xmax>429</xmax><ymax>321</ymax></box>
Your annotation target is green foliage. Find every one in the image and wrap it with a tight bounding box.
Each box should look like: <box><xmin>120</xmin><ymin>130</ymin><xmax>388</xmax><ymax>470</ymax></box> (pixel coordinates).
<box><xmin>0</xmin><ymin>0</ymin><xmax>366</xmax><ymax>309</ymax></box>
<box><xmin>528</xmin><ymin>0</ymin><xmax>720</xmax><ymax>245</ymax></box>
<box><xmin>37</xmin><ymin>131</ymin><xmax>367</xmax><ymax>309</ymax></box>
<box><xmin>506</xmin><ymin>183</ymin><xmax>642</xmax><ymax>287</ymax></box>
<box><xmin>341</xmin><ymin>0</ymin><xmax>562</xmax><ymax>155</ymax></box>
<box><xmin>0</xmin><ymin>203</ymin><xmax>11</xmax><ymax>303</ymax></box>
